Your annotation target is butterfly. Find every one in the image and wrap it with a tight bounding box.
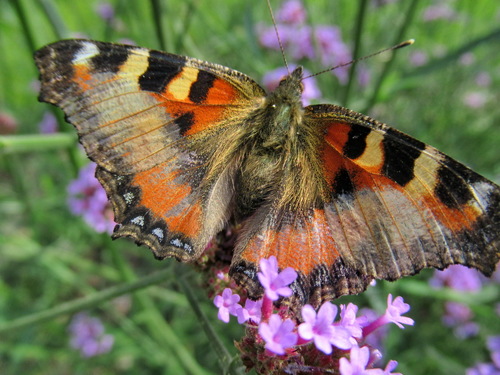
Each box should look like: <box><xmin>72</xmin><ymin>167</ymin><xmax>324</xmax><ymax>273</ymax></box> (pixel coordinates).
<box><xmin>34</xmin><ymin>39</ymin><xmax>499</xmax><ymax>306</ymax></box>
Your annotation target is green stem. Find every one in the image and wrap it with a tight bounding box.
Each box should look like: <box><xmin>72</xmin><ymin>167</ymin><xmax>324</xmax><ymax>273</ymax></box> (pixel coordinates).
<box><xmin>341</xmin><ymin>0</ymin><xmax>368</xmax><ymax>107</ymax></box>
<box><xmin>150</xmin><ymin>0</ymin><xmax>166</xmax><ymax>50</ymax></box>
<box><xmin>10</xmin><ymin>0</ymin><xmax>37</xmax><ymax>52</ymax></box>
<box><xmin>0</xmin><ymin>134</ymin><xmax>75</xmax><ymax>154</ymax></box>
<box><xmin>177</xmin><ymin>275</ymin><xmax>244</xmax><ymax>375</ymax></box>
<box><xmin>0</xmin><ymin>268</ymin><xmax>173</xmax><ymax>333</ymax></box>
<box><xmin>109</xmin><ymin>245</ymin><xmax>212</xmax><ymax>375</ymax></box>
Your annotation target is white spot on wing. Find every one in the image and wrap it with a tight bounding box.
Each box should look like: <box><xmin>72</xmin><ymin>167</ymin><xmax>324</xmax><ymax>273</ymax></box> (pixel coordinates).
<box><xmin>152</xmin><ymin>228</ymin><xmax>164</xmax><ymax>241</ymax></box>
<box><xmin>73</xmin><ymin>42</ymin><xmax>100</xmax><ymax>63</ymax></box>
<box><xmin>123</xmin><ymin>192</ymin><xmax>135</xmax><ymax>205</ymax></box>
<box><xmin>471</xmin><ymin>180</ymin><xmax>495</xmax><ymax>212</ymax></box>
<box><xmin>170</xmin><ymin>238</ymin><xmax>193</xmax><ymax>254</ymax></box>
<box><xmin>130</xmin><ymin>215</ymin><xmax>144</xmax><ymax>227</ymax></box>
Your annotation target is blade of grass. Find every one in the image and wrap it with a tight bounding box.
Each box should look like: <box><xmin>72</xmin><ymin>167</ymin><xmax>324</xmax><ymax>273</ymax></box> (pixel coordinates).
<box><xmin>150</xmin><ymin>0</ymin><xmax>166</xmax><ymax>50</ymax></box>
<box><xmin>177</xmin><ymin>274</ymin><xmax>245</xmax><ymax>375</ymax></box>
<box><xmin>362</xmin><ymin>0</ymin><xmax>419</xmax><ymax>113</ymax></box>
<box><xmin>9</xmin><ymin>0</ymin><xmax>36</xmax><ymax>52</ymax></box>
<box><xmin>341</xmin><ymin>0</ymin><xmax>368</xmax><ymax>107</ymax></box>
<box><xmin>0</xmin><ymin>268</ymin><xmax>173</xmax><ymax>333</ymax></box>
<box><xmin>35</xmin><ymin>0</ymin><xmax>69</xmax><ymax>39</ymax></box>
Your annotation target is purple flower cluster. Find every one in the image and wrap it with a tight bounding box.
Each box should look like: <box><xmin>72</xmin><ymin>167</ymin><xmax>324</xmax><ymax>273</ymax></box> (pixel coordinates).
<box><xmin>67</xmin><ymin>162</ymin><xmax>116</xmax><ymax>234</ymax></box>
<box><xmin>258</xmin><ymin>0</ymin><xmax>363</xmax><ymax>88</ymax></box>
<box><xmin>214</xmin><ymin>256</ymin><xmax>414</xmax><ymax>374</ymax></box>
<box><xmin>430</xmin><ymin>265</ymin><xmax>490</xmax><ymax>338</ymax></box>
<box><xmin>68</xmin><ymin>312</ymin><xmax>114</xmax><ymax>357</ymax></box>
<box><xmin>38</xmin><ymin>111</ymin><xmax>58</xmax><ymax>134</ymax></box>
<box><xmin>432</xmin><ymin>265</ymin><xmax>500</xmax><ymax>373</ymax></box>
<box><xmin>467</xmin><ymin>336</ymin><xmax>500</xmax><ymax>375</ymax></box>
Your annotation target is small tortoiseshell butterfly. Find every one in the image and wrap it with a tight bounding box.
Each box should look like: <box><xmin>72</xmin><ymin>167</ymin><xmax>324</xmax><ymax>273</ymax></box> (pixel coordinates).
<box><xmin>34</xmin><ymin>36</ymin><xmax>499</xmax><ymax>305</ymax></box>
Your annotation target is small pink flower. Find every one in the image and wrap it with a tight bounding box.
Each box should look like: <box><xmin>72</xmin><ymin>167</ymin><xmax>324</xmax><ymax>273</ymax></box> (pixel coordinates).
<box><xmin>384</xmin><ymin>294</ymin><xmax>414</xmax><ymax>329</ymax></box>
<box><xmin>257</xmin><ymin>256</ymin><xmax>297</xmax><ymax>301</ymax></box>
<box><xmin>236</xmin><ymin>298</ymin><xmax>263</xmax><ymax>324</ymax></box>
<box><xmin>67</xmin><ymin>163</ymin><xmax>116</xmax><ymax>234</ymax></box>
<box><xmin>213</xmin><ymin>288</ymin><xmax>241</xmax><ymax>323</ymax></box>
<box><xmin>298</xmin><ymin>303</ymin><xmax>335</xmax><ymax>354</ymax></box>
<box><xmin>276</xmin><ymin>0</ymin><xmax>307</xmax><ymax>25</ymax></box>
<box><xmin>362</xmin><ymin>295</ymin><xmax>414</xmax><ymax>336</ymax></box>
<box><xmin>258</xmin><ymin>314</ymin><xmax>298</xmax><ymax>355</ymax></box>
<box><xmin>339</xmin><ymin>345</ymin><xmax>382</xmax><ymax>375</ymax></box>
<box><xmin>463</xmin><ymin>92</ymin><xmax>488</xmax><ymax>109</ymax></box>
<box><xmin>409</xmin><ymin>50</ymin><xmax>428</xmax><ymax>67</ymax></box>
<box><xmin>422</xmin><ymin>4</ymin><xmax>456</xmax><ymax>22</ymax></box>
<box><xmin>339</xmin><ymin>303</ymin><xmax>364</xmax><ymax>339</ymax></box>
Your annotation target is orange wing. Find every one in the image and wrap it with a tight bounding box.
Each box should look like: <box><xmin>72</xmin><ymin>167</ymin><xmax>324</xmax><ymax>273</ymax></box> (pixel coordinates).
<box><xmin>231</xmin><ymin>104</ymin><xmax>499</xmax><ymax>306</ymax></box>
<box><xmin>35</xmin><ymin>40</ymin><xmax>265</xmax><ymax>261</ymax></box>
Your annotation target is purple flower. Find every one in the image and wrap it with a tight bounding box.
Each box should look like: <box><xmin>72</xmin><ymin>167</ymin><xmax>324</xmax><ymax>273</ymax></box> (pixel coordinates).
<box><xmin>362</xmin><ymin>295</ymin><xmax>414</xmax><ymax>336</ymax></box>
<box><xmin>383</xmin><ymin>294</ymin><xmax>414</xmax><ymax>329</ymax></box>
<box><xmin>213</xmin><ymin>288</ymin><xmax>241</xmax><ymax>323</ymax></box>
<box><xmin>475</xmin><ymin>72</ymin><xmax>492</xmax><ymax>87</ymax></box>
<box><xmin>298</xmin><ymin>302</ymin><xmax>352</xmax><ymax>354</ymax></box>
<box><xmin>382</xmin><ymin>360</ymin><xmax>402</xmax><ymax>375</ymax></box>
<box><xmin>339</xmin><ymin>303</ymin><xmax>364</xmax><ymax>339</ymax></box>
<box><xmin>258</xmin><ymin>24</ymin><xmax>315</xmax><ymax>60</ymax></box>
<box><xmin>314</xmin><ymin>25</ymin><xmax>352</xmax><ymax>84</ymax></box>
<box><xmin>466</xmin><ymin>363</ymin><xmax>500</xmax><ymax>375</ymax></box>
<box><xmin>459</xmin><ymin>52</ymin><xmax>475</xmax><ymax>66</ymax></box>
<box><xmin>339</xmin><ymin>345</ymin><xmax>383</xmax><ymax>375</ymax></box>
<box><xmin>68</xmin><ymin>312</ymin><xmax>114</xmax><ymax>357</ymax></box>
<box><xmin>38</xmin><ymin>111</ymin><xmax>58</xmax><ymax>134</ymax></box>
<box><xmin>67</xmin><ymin>163</ymin><xmax>116</xmax><ymax>234</ymax></box>
<box><xmin>262</xmin><ymin>66</ymin><xmax>321</xmax><ymax>105</ymax></box>
<box><xmin>257</xmin><ymin>256</ymin><xmax>297</xmax><ymax>301</ymax></box>
<box><xmin>463</xmin><ymin>92</ymin><xmax>488</xmax><ymax>109</ymax></box>
<box><xmin>357</xmin><ymin>65</ymin><xmax>371</xmax><ymax>88</ymax></box>
<box><xmin>430</xmin><ymin>265</ymin><xmax>483</xmax><ymax>292</ymax></box>
<box><xmin>236</xmin><ymin>298</ymin><xmax>263</xmax><ymax>324</ymax></box>
<box><xmin>487</xmin><ymin>336</ymin><xmax>500</xmax><ymax>368</ymax></box>
<box><xmin>258</xmin><ymin>314</ymin><xmax>298</xmax><ymax>355</ymax></box>
<box><xmin>422</xmin><ymin>4</ymin><xmax>456</xmax><ymax>22</ymax></box>
<box><xmin>96</xmin><ymin>2</ymin><xmax>114</xmax><ymax>21</ymax></box>
<box><xmin>276</xmin><ymin>0</ymin><xmax>307</xmax><ymax>25</ymax></box>
<box><xmin>442</xmin><ymin>301</ymin><xmax>479</xmax><ymax>338</ymax></box>
<box><xmin>409</xmin><ymin>50</ymin><xmax>428</xmax><ymax>67</ymax></box>
<box><xmin>258</xmin><ymin>25</ymin><xmax>283</xmax><ymax>51</ymax></box>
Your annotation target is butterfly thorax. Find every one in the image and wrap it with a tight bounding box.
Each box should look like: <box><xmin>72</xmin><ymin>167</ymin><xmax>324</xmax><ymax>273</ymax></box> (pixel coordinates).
<box><xmin>236</xmin><ymin>67</ymin><xmax>327</xmax><ymax>215</ymax></box>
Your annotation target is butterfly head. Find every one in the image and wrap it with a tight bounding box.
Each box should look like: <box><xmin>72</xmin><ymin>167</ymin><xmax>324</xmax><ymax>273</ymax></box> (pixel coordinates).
<box><xmin>273</xmin><ymin>66</ymin><xmax>304</xmax><ymax>103</ymax></box>
<box><xmin>259</xmin><ymin>67</ymin><xmax>305</xmax><ymax>140</ymax></box>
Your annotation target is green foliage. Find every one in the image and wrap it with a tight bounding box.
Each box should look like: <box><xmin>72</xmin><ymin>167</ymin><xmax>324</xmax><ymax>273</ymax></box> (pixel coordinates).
<box><xmin>0</xmin><ymin>0</ymin><xmax>499</xmax><ymax>374</ymax></box>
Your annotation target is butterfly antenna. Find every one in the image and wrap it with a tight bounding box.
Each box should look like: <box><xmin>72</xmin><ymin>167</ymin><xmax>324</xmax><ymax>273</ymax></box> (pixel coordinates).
<box><xmin>303</xmin><ymin>39</ymin><xmax>414</xmax><ymax>80</ymax></box>
<box><xmin>266</xmin><ymin>0</ymin><xmax>289</xmax><ymax>73</ymax></box>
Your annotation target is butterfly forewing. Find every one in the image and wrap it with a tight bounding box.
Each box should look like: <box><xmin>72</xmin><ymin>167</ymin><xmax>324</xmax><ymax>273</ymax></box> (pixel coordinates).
<box><xmin>35</xmin><ymin>39</ymin><xmax>264</xmax><ymax>261</ymax></box>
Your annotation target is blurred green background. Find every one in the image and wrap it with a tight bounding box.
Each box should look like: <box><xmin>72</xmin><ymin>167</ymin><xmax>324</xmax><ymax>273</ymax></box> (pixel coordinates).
<box><xmin>1</xmin><ymin>0</ymin><xmax>499</xmax><ymax>374</ymax></box>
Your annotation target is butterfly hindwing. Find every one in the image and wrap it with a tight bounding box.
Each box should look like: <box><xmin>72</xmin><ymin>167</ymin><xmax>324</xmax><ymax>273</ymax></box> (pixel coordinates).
<box><xmin>35</xmin><ymin>39</ymin><xmax>265</xmax><ymax>261</ymax></box>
